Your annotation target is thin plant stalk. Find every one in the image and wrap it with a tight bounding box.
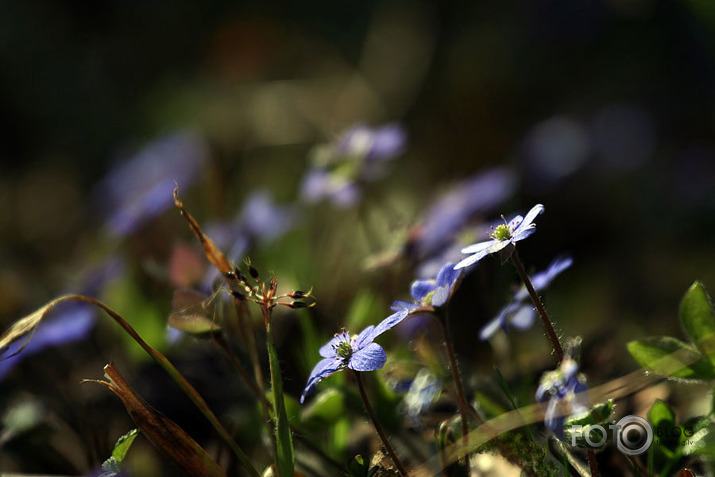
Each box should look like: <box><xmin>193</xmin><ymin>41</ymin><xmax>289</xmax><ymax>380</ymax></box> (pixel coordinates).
<box><xmin>510</xmin><ymin>250</ymin><xmax>564</xmax><ymax>362</ymax></box>
<box><xmin>587</xmin><ymin>450</ymin><xmax>599</xmax><ymax>477</ymax></box>
<box><xmin>214</xmin><ymin>335</ymin><xmax>271</xmax><ymax>419</ymax></box>
<box><xmin>263</xmin><ymin>306</ymin><xmax>295</xmax><ymax>477</ymax></box>
<box><xmin>437</xmin><ymin>310</ymin><xmax>475</xmax><ymax>468</ymax></box>
<box><xmin>354</xmin><ymin>371</ymin><xmax>410</xmax><ymax>476</ymax></box>
<box><xmin>232</xmin><ymin>298</ymin><xmax>267</xmax><ymax>402</ymax></box>
<box><xmin>66</xmin><ymin>295</ymin><xmax>259</xmax><ymax>477</ymax></box>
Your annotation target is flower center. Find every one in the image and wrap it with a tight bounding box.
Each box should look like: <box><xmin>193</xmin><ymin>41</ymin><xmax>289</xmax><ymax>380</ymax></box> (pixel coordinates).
<box><xmin>335</xmin><ymin>340</ymin><xmax>353</xmax><ymax>359</ymax></box>
<box><xmin>491</xmin><ymin>223</ymin><xmax>512</xmax><ymax>241</ymax></box>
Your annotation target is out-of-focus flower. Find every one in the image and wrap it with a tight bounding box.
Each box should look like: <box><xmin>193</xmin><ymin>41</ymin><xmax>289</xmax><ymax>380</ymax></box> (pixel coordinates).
<box><xmin>401</xmin><ymin>368</ymin><xmax>442</xmax><ymax>425</ymax></box>
<box><xmin>454</xmin><ymin>204</ymin><xmax>544</xmax><ymax>270</ymax></box>
<box><xmin>592</xmin><ymin>104</ymin><xmax>655</xmax><ymax>173</ymax></box>
<box><xmin>522</xmin><ymin>116</ymin><xmax>591</xmax><ymax>186</ymax></box>
<box><xmin>200</xmin><ymin>190</ymin><xmax>296</xmax><ymax>291</ymax></box>
<box><xmin>300</xmin><ymin>309</ymin><xmax>408</xmax><ymax>403</ymax></box>
<box><xmin>412</xmin><ymin>168</ymin><xmax>516</xmax><ymax>260</ymax></box>
<box><xmin>95</xmin><ymin>132</ymin><xmax>208</xmax><ymax>237</ymax></box>
<box><xmin>480</xmin><ymin>256</ymin><xmax>573</xmax><ymax>340</ymax></box>
<box><xmin>300</xmin><ymin>123</ymin><xmax>406</xmax><ymax>207</ymax></box>
<box><xmin>535</xmin><ymin>357</ymin><xmax>588</xmax><ymax>437</ymax></box>
<box><xmin>0</xmin><ymin>259</ymin><xmax>124</xmax><ymax>380</ymax></box>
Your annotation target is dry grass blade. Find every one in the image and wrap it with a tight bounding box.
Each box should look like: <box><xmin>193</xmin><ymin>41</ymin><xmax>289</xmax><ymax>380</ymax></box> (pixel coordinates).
<box><xmin>173</xmin><ymin>185</ymin><xmax>232</xmax><ymax>274</ymax></box>
<box><xmin>88</xmin><ymin>363</ymin><xmax>227</xmax><ymax>477</ymax></box>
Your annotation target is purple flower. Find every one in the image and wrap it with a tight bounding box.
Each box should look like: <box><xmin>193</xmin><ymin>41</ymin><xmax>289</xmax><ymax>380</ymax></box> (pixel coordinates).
<box><xmin>201</xmin><ymin>190</ymin><xmax>295</xmax><ymax>291</ymax></box>
<box><xmin>402</xmin><ymin>368</ymin><xmax>442</xmax><ymax>425</ymax></box>
<box><xmin>454</xmin><ymin>204</ymin><xmax>545</xmax><ymax>270</ymax></box>
<box><xmin>480</xmin><ymin>256</ymin><xmax>573</xmax><ymax>340</ymax></box>
<box><xmin>336</xmin><ymin>123</ymin><xmax>406</xmax><ymax>163</ymax></box>
<box><xmin>392</xmin><ymin>263</ymin><xmax>462</xmax><ymax>317</ymax></box>
<box><xmin>300</xmin><ymin>123</ymin><xmax>406</xmax><ymax>207</ymax></box>
<box><xmin>95</xmin><ymin>132</ymin><xmax>208</xmax><ymax>237</ymax></box>
<box><xmin>536</xmin><ymin>358</ymin><xmax>588</xmax><ymax>437</ymax></box>
<box><xmin>300</xmin><ymin>310</ymin><xmax>408</xmax><ymax>403</ymax></box>
<box><xmin>413</xmin><ymin>168</ymin><xmax>516</xmax><ymax>259</ymax></box>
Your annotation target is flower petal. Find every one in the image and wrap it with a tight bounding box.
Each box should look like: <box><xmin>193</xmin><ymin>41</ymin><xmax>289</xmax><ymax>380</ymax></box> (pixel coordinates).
<box><xmin>514</xmin><ymin>204</ymin><xmax>544</xmax><ymax>234</ymax></box>
<box><xmin>300</xmin><ymin>357</ymin><xmax>344</xmax><ymax>403</ymax></box>
<box><xmin>352</xmin><ymin>325</ymin><xmax>376</xmax><ymax>349</ymax></box>
<box><xmin>390</xmin><ymin>300</ymin><xmax>420</xmax><ymax>313</ymax></box>
<box><xmin>508</xmin><ymin>305</ymin><xmax>536</xmax><ymax>330</ymax></box>
<box><xmin>506</xmin><ymin>214</ymin><xmax>523</xmax><ymax>231</ymax></box>
<box><xmin>435</xmin><ymin>262</ymin><xmax>460</xmax><ymax>288</ymax></box>
<box><xmin>460</xmin><ymin>239</ymin><xmax>494</xmax><ymax>254</ymax></box>
<box><xmin>430</xmin><ymin>286</ymin><xmax>450</xmax><ymax>307</ymax></box>
<box><xmin>454</xmin><ymin>249</ymin><xmax>491</xmax><ymax>270</ymax></box>
<box><xmin>348</xmin><ymin>342</ymin><xmax>387</xmax><ymax>371</ymax></box>
<box><xmin>410</xmin><ymin>279</ymin><xmax>436</xmax><ymax>301</ymax></box>
<box><xmin>370</xmin><ymin>309</ymin><xmax>409</xmax><ymax>340</ymax></box>
<box><xmin>510</xmin><ymin>225</ymin><xmax>537</xmax><ymax>243</ymax></box>
<box><xmin>479</xmin><ymin>316</ymin><xmax>504</xmax><ymax>340</ymax></box>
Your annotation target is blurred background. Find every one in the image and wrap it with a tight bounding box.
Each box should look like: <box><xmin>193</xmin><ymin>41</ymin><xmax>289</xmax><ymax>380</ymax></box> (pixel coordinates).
<box><xmin>1</xmin><ymin>0</ymin><xmax>715</xmax><ymax>475</ymax></box>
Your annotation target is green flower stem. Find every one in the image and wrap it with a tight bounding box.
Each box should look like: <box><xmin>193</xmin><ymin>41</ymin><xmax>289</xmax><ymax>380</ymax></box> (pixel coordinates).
<box><xmin>264</xmin><ymin>308</ymin><xmax>295</xmax><ymax>477</ymax></box>
<box><xmin>510</xmin><ymin>251</ymin><xmax>564</xmax><ymax>362</ymax></box>
<box><xmin>353</xmin><ymin>371</ymin><xmax>410</xmax><ymax>476</ymax></box>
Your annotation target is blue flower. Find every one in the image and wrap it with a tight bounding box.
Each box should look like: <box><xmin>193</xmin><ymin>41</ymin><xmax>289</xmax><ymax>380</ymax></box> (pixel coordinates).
<box><xmin>201</xmin><ymin>190</ymin><xmax>296</xmax><ymax>291</ymax></box>
<box><xmin>412</xmin><ymin>168</ymin><xmax>516</xmax><ymax>260</ymax></box>
<box><xmin>535</xmin><ymin>358</ymin><xmax>588</xmax><ymax>437</ymax></box>
<box><xmin>300</xmin><ymin>123</ymin><xmax>406</xmax><ymax>208</ymax></box>
<box><xmin>454</xmin><ymin>204</ymin><xmax>545</xmax><ymax>270</ymax></box>
<box><xmin>480</xmin><ymin>256</ymin><xmax>573</xmax><ymax>340</ymax></box>
<box><xmin>300</xmin><ymin>310</ymin><xmax>408</xmax><ymax>403</ymax></box>
<box><xmin>95</xmin><ymin>132</ymin><xmax>208</xmax><ymax>237</ymax></box>
<box><xmin>391</xmin><ymin>262</ymin><xmax>462</xmax><ymax>318</ymax></box>
<box><xmin>336</xmin><ymin>123</ymin><xmax>406</xmax><ymax>162</ymax></box>
<box><xmin>402</xmin><ymin>368</ymin><xmax>442</xmax><ymax>425</ymax></box>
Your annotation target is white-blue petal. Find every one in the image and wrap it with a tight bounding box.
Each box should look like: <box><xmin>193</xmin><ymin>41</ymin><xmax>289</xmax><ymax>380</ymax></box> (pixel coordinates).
<box><xmin>515</xmin><ymin>204</ymin><xmax>544</xmax><ymax>233</ymax></box>
<box><xmin>479</xmin><ymin>317</ymin><xmax>504</xmax><ymax>340</ymax></box>
<box><xmin>454</xmin><ymin>249</ymin><xmax>490</xmax><ymax>269</ymax></box>
<box><xmin>509</xmin><ymin>305</ymin><xmax>536</xmax><ymax>330</ymax></box>
<box><xmin>461</xmin><ymin>240</ymin><xmax>494</xmax><ymax>254</ymax></box>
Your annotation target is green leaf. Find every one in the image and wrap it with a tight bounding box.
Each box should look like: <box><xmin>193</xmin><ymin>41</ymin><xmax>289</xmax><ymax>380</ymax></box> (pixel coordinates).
<box><xmin>649</xmin><ymin>400</ymin><xmax>680</xmax><ymax>452</ymax></box>
<box><xmin>680</xmin><ymin>281</ymin><xmax>715</xmax><ymax>366</ymax></box>
<box><xmin>627</xmin><ymin>336</ymin><xmax>715</xmax><ymax>380</ymax></box>
<box><xmin>100</xmin><ymin>429</ymin><xmax>140</xmax><ymax>476</ymax></box>
<box><xmin>111</xmin><ymin>428</ymin><xmax>140</xmax><ymax>462</ymax></box>
<box><xmin>266</xmin><ymin>325</ymin><xmax>294</xmax><ymax>477</ymax></box>
<box><xmin>648</xmin><ymin>400</ymin><xmax>675</xmax><ymax>428</ymax></box>
<box><xmin>301</xmin><ymin>388</ymin><xmax>345</xmax><ymax>428</ymax></box>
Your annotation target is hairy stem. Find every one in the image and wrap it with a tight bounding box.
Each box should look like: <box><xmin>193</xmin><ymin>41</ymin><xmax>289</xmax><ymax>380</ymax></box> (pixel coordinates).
<box><xmin>587</xmin><ymin>450</ymin><xmax>599</xmax><ymax>477</ymax></box>
<box><xmin>438</xmin><ymin>310</ymin><xmax>476</xmax><ymax>469</ymax></box>
<box><xmin>354</xmin><ymin>371</ymin><xmax>410</xmax><ymax>476</ymax></box>
<box><xmin>510</xmin><ymin>251</ymin><xmax>564</xmax><ymax>362</ymax></box>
